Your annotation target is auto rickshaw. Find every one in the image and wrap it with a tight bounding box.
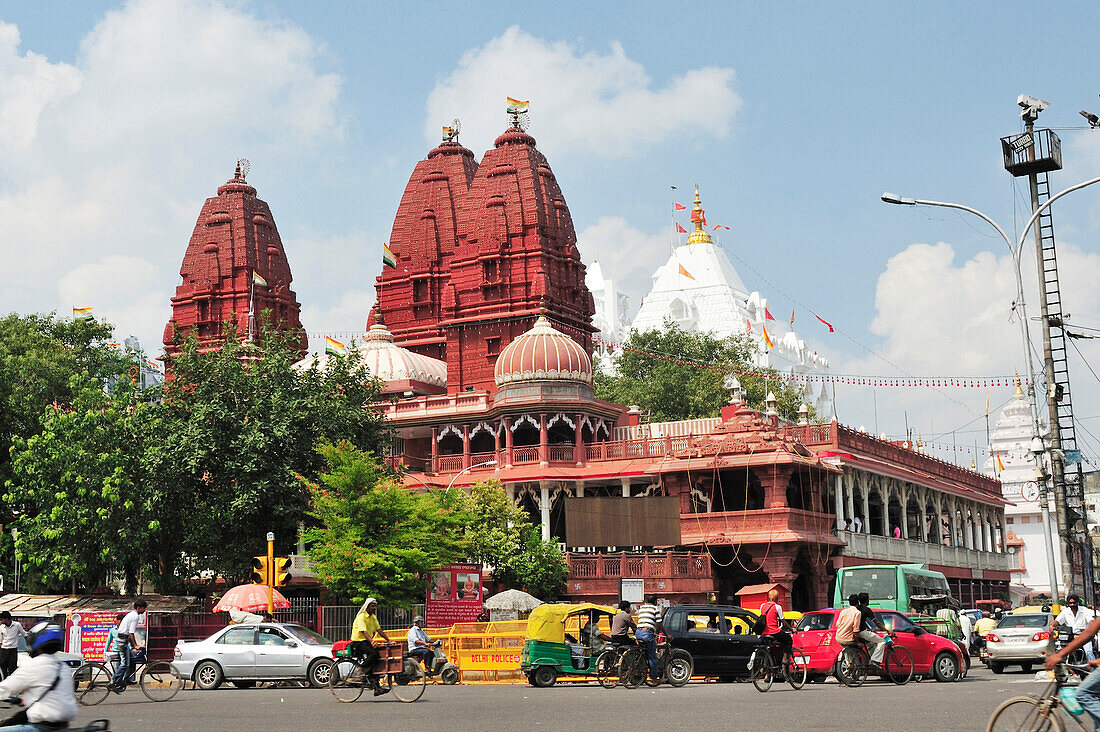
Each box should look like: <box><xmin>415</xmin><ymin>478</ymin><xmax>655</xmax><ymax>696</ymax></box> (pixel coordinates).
<box><xmin>521</xmin><ymin>602</ymin><xmax>618</xmax><ymax>687</ymax></box>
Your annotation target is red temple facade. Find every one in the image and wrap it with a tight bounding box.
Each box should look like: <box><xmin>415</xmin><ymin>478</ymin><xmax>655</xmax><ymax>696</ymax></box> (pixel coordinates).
<box><xmin>163</xmin><ymin>164</ymin><xmax>306</xmax><ymax>361</ymax></box>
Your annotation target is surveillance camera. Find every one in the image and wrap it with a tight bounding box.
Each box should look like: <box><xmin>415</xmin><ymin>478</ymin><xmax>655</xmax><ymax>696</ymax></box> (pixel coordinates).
<box><xmin>1017</xmin><ymin>94</ymin><xmax>1050</xmax><ymax>112</ymax></box>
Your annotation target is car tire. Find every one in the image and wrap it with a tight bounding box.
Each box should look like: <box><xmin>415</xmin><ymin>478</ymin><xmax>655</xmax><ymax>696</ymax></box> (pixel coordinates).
<box><xmin>308</xmin><ymin>659</ymin><xmax>333</xmax><ymax>688</ymax></box>
<box><xmin>1021</xmin><ymin>663</ymin><xmax>1033</xmax><ymax>673</ymax></box>
<box><xmin>532</xmin><ymin>665</ymin><xmax>557</xmax><ymax>688</ymax></box>
<box><xmin>932</xmin><ymin>652</ymin><xmax>959</xmax><ymax>683</ymax></box>
<box><xmin>989</xmin><ymin>661</ymin><xmax>1004</xmax><ymax>674</ymax></box>
<box><xmin>230</xmin><ymin>681</ymin><xmax>255</xmax><ymax>689</ymax></box>
<box><xmin>194</xmin><ymin>661</ymin><xmax>224</xmax><ymax>690</ymax></box>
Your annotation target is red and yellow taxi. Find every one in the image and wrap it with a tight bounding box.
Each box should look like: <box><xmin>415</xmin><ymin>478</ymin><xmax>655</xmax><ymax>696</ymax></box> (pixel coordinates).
<box><xmin>792</xmin><ymin>608</ymin><xmax>966</xmax><ymax>683</ymax></box>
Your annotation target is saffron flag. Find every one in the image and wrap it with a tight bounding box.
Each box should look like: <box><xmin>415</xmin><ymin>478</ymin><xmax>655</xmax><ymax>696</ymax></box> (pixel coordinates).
<box><xmin>746</xmin><ymin>319</ymin><xmax>752</xmax><ymax>333</ymax></box>
<box><xmin>764</xmin><ymin>307</ymin><xmax>775</xmax><ymax>321</ymax></box>
<box><xmin>252</xmin><ymin>270</ymin><xmax>268</xmax><ymax>287</ymax></box>
<box><xmin>146</xmin><ymin>360</ymin><xmax>160</xmax><ymax>370</ymax></box>
<box><xmin>675</xmin><ymin>222</ymin><xmax>687</xmax><ymax>233</ymax></box>
<box><xmin>790</xmin><ymin>309</ymin><xmax>796</xmax><ymax>326</ymax></box>
<box><xmin>996</xmin><ymin>453</ymin><xmax>1006</xmax><ymax>472</ymax></box>
<box><xmin>814</xmin><ymin>312</ymin><xmax>834</xmax><ymax>332</ymax></box>
<box><xmin>506</xmin><ymin>97</ymin><xmax>529</xmax><ymax>113</ymax></box>
<box><xmin>674</xmin><ymin>203</ymin><xmax>686</xmax><ymax>211</ymax></box>
<box><xmin>73</xmin><ymin>307</ymin><xmax>93</xmax><ymax>319</ymax></box>
<box><xmin>678</xmin><ymin>263</ymin><xmax>695</xmax><ymax>280</ymax></box>
<box><xmin>382</xmin><ymin>244</ymin><xmax>397</xmax><ymax>268</ymax></box>
<box><xmin>700</xmin><ymin>209</ymin><xmax>707</xmax><ymax>227</ymax></box>
<box><xmin>762</xmin><ymin>325</ymin><xmax>774</xmax><ymax>349</ymax></box>
<box><xmin>106</xmin><ymin>342</ymin><xmax>121</xmax><ymax>348</ymax></box>
<box><xmin>711</xmin><ymin>224</ymin><xmax>730</xmax><ymax>231</ymax></box>
<box><xmin>325</xmin><ymin>336</ymin><xmax>346</xmax><ymax>356</ymax></box>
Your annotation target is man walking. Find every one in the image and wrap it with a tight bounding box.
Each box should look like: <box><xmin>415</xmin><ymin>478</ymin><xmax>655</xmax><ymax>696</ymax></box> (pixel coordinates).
<box><xmin>109</xmin><ymin>600</ymin><xmax>147</xmax><ymax>692</ymax></box>
<box><xmin>636</xmin><ymin>595</ymin><xmax>663</xmax><ymax>681</ymax></box>
<box><xmin>0</xmin><ymin>613</ymin><xmax>27</xmax><ymax>678</ymax></box>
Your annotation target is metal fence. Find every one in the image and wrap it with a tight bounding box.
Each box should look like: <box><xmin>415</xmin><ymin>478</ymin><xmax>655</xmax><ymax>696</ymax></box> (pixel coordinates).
<box><xmin>318</xmin><ymin>604</ymin><xmax>426</xmax><ymax>642</ymax></box>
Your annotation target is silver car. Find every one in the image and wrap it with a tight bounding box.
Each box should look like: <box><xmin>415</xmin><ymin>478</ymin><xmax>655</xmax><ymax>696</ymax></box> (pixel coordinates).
<box><xmin>173</xmin><ymin>622</ymin><xmax>334</xmax><ymax>689</ymax></box>
<box><xmin>984</xmin><ymin>612</ymin><xmax>1054</xmax><ymax>673</ymax></box>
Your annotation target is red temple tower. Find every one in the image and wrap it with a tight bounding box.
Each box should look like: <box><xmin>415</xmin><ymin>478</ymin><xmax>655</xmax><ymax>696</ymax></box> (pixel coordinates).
<box><xmin>376</xmin><ymin>118</ymin><xmax>595</xmax><ymax>393</ymax></box>
<box><xmin>163</xmin><ymin>163</ymin><xmax>306</xmax><ymax>361</ymax></box>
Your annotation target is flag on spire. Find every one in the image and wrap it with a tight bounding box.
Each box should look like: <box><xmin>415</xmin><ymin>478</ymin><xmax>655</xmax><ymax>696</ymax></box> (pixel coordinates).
<box><xmin>674</xmin><ymin>203</ymin><xmax>686</xmax><ymax>211</ymax></box>
<box><xmin>382</xmin><ymin>244</ymin><xmax>397</xmax><ymax>268</ymax></box>
<box><xmin>996</xmin><ymin>453</ymin><xmax>1006</xmax><ymax>472</ymax></box>
<box><xmin>675</xmin><ymin>222</ymin><xmax>687</xmax><ymax>233</ymax></box>
<box><xmin>790</xmin><ymin>309</ymin><xmax>796</xmax><ymax>326</ymax></box>
<box><xmin>252</xmin><ymin>270</ymin><xmax>268</xmax><ymax>287</ymax></box>
<box><xmin>813</xmin><ymin>312</ymin><xmax>834</xmax><ymax>332</ymax></box>
<box><xmin>711</xmin><ymin>224</ymin><xmax>730</xmax><ymax>231</ymax></box>
<box><xmin>678</xmin><ymin>264</ymin><xmax>695</xmax><ymax>280</ymax></box>
<box><xmin>764</xmin><ymin>307</ymin><xmax>775</xmax><ymax>321</ymax></box>
<box><xmin>506</xmin><ymin>97</ymin><xmax>529</xmax><ymax>113</ymax></box>
<box><xmin>325</xmin><ymin>336</ymin><xmax>346</xmax><ymax>356</ymax></box>
<box><xmin>762</xmin><ymin>325</ymin><xmax>774</xmax><ymax>349</ymax></box>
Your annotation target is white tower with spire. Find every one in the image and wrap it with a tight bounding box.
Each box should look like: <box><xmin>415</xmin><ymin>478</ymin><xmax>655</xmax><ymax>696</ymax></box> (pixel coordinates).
<box><xmin>585</xmin><ymin>259</ymin><xmax>630</xmax><ymax>367</ymax></box>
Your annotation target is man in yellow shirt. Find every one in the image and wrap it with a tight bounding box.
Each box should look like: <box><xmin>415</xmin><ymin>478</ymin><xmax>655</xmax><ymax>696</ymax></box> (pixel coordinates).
<box><xmin>350</xmin><ymin>598</ymin><xmax>392</xmax><ymax>696</ymax></box>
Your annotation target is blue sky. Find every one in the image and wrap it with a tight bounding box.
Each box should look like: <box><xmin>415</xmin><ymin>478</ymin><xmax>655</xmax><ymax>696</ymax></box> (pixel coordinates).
<box><xmin>2</xmin><ymin>0</ymin><xmax>1099</xmax><ymax>465</ymax></box>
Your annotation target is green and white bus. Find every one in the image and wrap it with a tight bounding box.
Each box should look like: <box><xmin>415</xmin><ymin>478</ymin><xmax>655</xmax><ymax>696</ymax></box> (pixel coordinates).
<box><xmin>833</xmin><ymin>563</ymin><xmax>951</xmax><ymax>612</ymax></box>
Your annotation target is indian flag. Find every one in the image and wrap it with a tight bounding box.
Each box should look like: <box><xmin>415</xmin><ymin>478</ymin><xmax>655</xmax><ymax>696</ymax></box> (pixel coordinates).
<box><xmin>73</xmin><ymin>307</ymin><xmax>93</xmax><ymax>320</ymax></box>
<box><xmin>325</xmin><ymin>336</ymin><xmax>346</xmax><ymax>356</ymax></box>
<box><xmin>146</xmin><ymin>360</ymin><xmax>161</xmax><ymax>370</ymax></box>
<box><xmin>442</xmin><ymin>126</ymin><xmax>453</xmax><ymax>138</ymax></box>
<box><xmin>506</xmin><ymin>97</ymin><xmax>529</xmax><ymax>113</ymax></box>
<box><xmin>762</xmin><ymin>325</ymin><xmax>774</xmax><ymax>349</ymax></box>
<box><xmin>252</xmin><ymin>270</ymin><xmax>268</xmax><ymax>287</ymax></box>
<box><xmin>382</xmin><ymin>244</ymin><xmax>397</xmax><ymax>268</ymax></box>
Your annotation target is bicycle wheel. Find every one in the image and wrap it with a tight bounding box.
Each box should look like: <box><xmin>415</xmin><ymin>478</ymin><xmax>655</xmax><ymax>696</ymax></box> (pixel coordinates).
<box><xmin>986</xmin><ymin>696</ymin><xmax>1063</xmax><ymax>732</ymax></box>
<box><xmin>73</xmin><ymin>663</ymin><xmax>112</xmax><ymax>706</ymax></box>
<box><xmin>329</xmin><ymin>659</ymin><xmax>366</xmax><ymax>703</ymax></box>
<box><xmin>139</xmin><ymin>661</ymin><xmax>183</xmax><ymax>701</ymax></box>
<box><xmin>786</xmin><ymin>648</ymin><xmax>808</xmax><ymax>690</ymax></box>
<box><xmin>884</xmin><ymin>644</ymin><xmax>914</xmax><ymax>686</ymax></box>
<box><xmin>595</xmin><ymin>649</ymin><xmax>619</xmax><ymax>689</ymax></box>
<box><xmin>384</xmin><ymin>659</ymin><xmax>425</xmax><ymax>703</ymax></box>
<box><xmin>665</xmin><ymin>650</ymin><xmax>693</xmax><ymax>688</ymax></box>
<box><xmin>620</xmin><ymin>648</ymin><xmax>647</xmax><ymax>689</ymax></box>
<box><xmin>751</xmin><ymin>651</ymin><xmax>774</xmax><ymax>693</ymax></box>
<box><xmin>835</xmin><ymin>646</ymin><xmax>866</xmax><ymax>688</ymax></box>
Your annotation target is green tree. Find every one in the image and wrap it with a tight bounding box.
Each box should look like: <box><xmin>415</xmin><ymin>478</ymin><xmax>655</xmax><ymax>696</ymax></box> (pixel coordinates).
<box><xmin>462</xmin><ymin>481</ymin><xmax>568</xmax><ymax>600</ymax></box>
<box><xmin>142</xmin><ymin>326</ymin><xmax>391</xmax><ymax>592</ymax></box>
<box><xmin>304</xmin><ymin>441</ymin><xmax>469</xmax><ymax>606</ymax></box>
<box><xmin>4</xmin><ymin>380</ymin><xmax>151</xmax><ymax>593</ymax></box>
<box><xmin>594</xmin><ymin>319</ymin><xmax>813</xmax><ymax>422</ymax></box>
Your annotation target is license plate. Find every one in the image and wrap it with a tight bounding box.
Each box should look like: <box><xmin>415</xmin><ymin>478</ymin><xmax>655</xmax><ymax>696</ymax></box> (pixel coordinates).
<box><xmin>1002</xmin><ymin>637</ymin><xmax>1025</xmax><ymax>644</ymax></box>
<box><xmin>792</xmin><ymin>655</ymin><xmax>808</xmax><ymax>665</ymax></box>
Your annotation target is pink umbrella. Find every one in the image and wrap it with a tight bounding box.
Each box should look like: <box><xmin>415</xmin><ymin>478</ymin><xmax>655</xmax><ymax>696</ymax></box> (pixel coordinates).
<box><xmin>213</xmin><ymin>583</ymin><xmax>292</xmax><ymax>613</ymax></box>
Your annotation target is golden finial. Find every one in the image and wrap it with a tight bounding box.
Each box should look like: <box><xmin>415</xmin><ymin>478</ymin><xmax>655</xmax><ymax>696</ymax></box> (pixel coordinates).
<box><xmin>971</xmin><ymin>454</ymin><xmax>976</xmax><ymax>470</ymax></box>
<box><xmin>686</xmin><ymin>183</ymin><xmax>713</xmax><ymax>246</ymax></box>
<box><xmin>1014</xmin><ymin>369</ymin><xmax>1023</xmax><ymax>397</ymax></box>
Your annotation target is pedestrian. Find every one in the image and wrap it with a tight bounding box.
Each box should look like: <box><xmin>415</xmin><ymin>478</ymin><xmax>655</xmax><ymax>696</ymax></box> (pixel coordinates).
<box><xmin>635</xmin><ymin>595</ymin><xmax>663</xmax><ymax>681</ymax></box>
<box><xmin>960</xmin><ymin>609</ymin><xmax>973</xmax><ymax>652</ymax></box>
<box><xmin>109</xmin><ymin>600</ymin><xmax>147</xmax><ymax>692</ymax></box>
<box><xmin>0</xmin><ymin>612</ymin><xmax>28</xmax><ymax>679</ymax></box>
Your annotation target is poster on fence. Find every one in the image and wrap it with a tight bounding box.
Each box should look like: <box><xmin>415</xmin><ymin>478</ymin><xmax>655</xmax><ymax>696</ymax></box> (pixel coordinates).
<box><xmin>426</xmin><ymin>563</ymin><xmax>482</xmax><ymax>626</ymax></box>
<box><xmin>65</xmin><ymin>611</ymin><xmax>119</xmax><ymax>659</ymax></box>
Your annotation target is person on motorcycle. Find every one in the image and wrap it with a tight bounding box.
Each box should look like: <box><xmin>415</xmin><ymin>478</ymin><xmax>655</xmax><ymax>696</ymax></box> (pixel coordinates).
<box><xmin>1052</xmin><ymin>594</ymin><xmax>1097</xmax><ymax>661</ymax></box>
<box><xmin>1046</xmin><ymin>611</ymin><xmax>1100</xmax><ymax>726</ymax></box>
<box><xmin>406</xmin><ymin>616</ymin><xmax>434</xmax><ymax>670</ymax></box>
<box><xmin>0</xmin><ymin>621</ymin><xmax>78</xmax><ymax>731</ymax></box>
<box><xmin>350</xmin><ymin>598</ymin><xmax>392</xmax><ymax>696</ymax></box>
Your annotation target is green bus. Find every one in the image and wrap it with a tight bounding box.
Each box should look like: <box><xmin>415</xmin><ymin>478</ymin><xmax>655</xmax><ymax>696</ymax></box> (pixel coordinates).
<box><xmin>832</xmin><ymin>563</ymin><xmax>951</xmax><ymax>612</ymax></box>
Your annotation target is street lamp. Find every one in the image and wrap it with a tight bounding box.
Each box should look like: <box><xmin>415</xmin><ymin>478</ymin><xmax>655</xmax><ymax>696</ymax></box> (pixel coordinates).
<box><xmin>881</xmin><ymin>175</ymin><xmax>1100</xmax><ymax>601</ymax></box>
<box><xmin>444</xmin><ymin>460</ymin><xmax>497</xmax><ymax>492</ymax></box>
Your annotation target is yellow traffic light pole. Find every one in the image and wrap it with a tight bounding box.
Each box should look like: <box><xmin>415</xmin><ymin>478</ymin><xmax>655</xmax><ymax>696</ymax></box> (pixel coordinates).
<box><xmin>266</xmin><ymin>531</ymin><xmax>275</xmax><ymax>615</ymax></box>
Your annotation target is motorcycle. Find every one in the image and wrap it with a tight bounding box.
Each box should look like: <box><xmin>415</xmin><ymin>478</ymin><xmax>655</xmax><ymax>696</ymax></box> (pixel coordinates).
<box><xmin>412</xmin><ymin>640</ymin><xmax>460</xmax><ymax>685</ymax></box>
<box><xmin>1055</xmin><ymin>629</ymin><xmax>1089</xmax><ymax>666</ymax></box>
<box><xmin>2</xmin><ymin>696</ymin><xmax>111</xmax><ymax>731</ymax></box>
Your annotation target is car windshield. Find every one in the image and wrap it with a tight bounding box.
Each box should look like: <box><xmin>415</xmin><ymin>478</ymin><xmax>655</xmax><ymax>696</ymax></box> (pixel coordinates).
<box><xmin>796</xmin><ymin>613</ymin><xmax>834</xmax><ymax>632</ymax></box>
<box><xmin>998</xmin><ymin>615</ymin><xmax>1048</xmax><ymax>629</ymax></box>
<box><xmin>284</xmin><ymin>625</ymin><xmax>331</xmax><ymax>645</ymax></box>
<box><xmin>840</xmin><ymin>568</ymin><xmax>897</xmax><ymax>601</ymax></box>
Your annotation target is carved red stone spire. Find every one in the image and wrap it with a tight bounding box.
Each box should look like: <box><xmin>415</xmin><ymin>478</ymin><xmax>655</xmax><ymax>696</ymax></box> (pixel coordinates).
<box><xmin>163</xmin><ymin>162</ymin><xmax>306</xmax><ymax>361</ymax></box>
<box><xmin>375</xmin><ymin>137</ymin><xmax>479</xmax><ymax>362</ymax></box>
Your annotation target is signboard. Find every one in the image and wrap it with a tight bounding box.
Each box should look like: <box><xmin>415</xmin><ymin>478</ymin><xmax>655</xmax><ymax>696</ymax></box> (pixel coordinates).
<box><xmin>565</xmin><ymin>497</ymin><xmax>681</xmax><ymax>547</ymax></box>
<box><xmin>65</xmin><ymin>611</ymin><xmax>120</xmax><ymax>659</ymax></box>
<box><xmin>620</xmin><ymin>578</ymin><xmax>645</xmax><ymax>604</ymax></box>
<box><xmin>455</xmin><ymin>647</ymin><xmax>522</xmax><ymax>671</ymax></box>
<box><xmin>426</xmin><ymin>563</ymin><xmax>483</xmax><ymax>626</ymax></box>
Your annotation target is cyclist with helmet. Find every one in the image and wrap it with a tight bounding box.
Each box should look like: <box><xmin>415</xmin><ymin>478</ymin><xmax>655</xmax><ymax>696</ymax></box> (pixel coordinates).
<box><xmin>0</xmin><ymin>621</ymin><xmax>78</xmax><ymax>731</ymax></box>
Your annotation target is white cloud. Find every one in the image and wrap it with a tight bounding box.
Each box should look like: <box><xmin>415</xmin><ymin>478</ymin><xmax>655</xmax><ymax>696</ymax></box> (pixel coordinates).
<box><xmin>0</xmin><ymin>0</ymin><xmax>344</xmax><ymax>355</ymax></box>
<box><xmin>425</xmin><ymin>27</ymin><xmax>742</xmax><ymax>158</ymax></box>
<box><xmin>576</xmin><ymin>216</ymin><xmax>671</xmax><ymax>308</ymax></box>
<box><xmin>300</xmin><ymin>289</ymin><xmax>375</xmax><ymax>356</ymax></box>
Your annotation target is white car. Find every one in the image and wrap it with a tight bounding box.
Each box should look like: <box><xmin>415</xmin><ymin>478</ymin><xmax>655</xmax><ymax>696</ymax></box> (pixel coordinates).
<box><xmin>173</xmin><ymin>622</ymin><xmax>334</xmax><ymax>689</ymax></box>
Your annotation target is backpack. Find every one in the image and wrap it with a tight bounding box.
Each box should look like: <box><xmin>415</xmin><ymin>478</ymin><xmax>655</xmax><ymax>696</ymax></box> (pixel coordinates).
<box><xmin>752</xmin><ymin>602</ymin><xmax>775</xmax><ymax>635</ymax></box>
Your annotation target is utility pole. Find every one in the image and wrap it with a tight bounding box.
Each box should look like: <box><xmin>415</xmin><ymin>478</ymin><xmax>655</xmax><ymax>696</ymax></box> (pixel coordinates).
<box><xmin>1001</xmin><ymin>95</ymin><xmax>1091</xmax><ymax>599</ymax></box>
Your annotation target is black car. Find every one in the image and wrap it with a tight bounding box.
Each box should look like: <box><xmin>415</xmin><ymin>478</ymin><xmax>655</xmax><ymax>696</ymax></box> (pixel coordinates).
<box><xmin>662</xmin><ymin>604</ymin><xmax>764</xmax><ymax>680</ymax></box>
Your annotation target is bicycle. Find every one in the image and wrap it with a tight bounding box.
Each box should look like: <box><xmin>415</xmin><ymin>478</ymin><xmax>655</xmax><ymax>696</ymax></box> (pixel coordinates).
<box><xmin>595</xmin><ymin>643</ymin><xmax>648</xmax><ymax>690</ymax></box>
<box><xmin>642</xmin><ymin>641</ymin><xmax>693</xmax><ymax>688</ymax></box>
<box><xmin>987</xmin><ymin>663</ymin><xmax>1093</xmax><ymax>731</ymax></box>
<box><xmin>834</xmin><ymin>635</ymin><xmax>914</xmax><ymax>686</ymax></box>
<box><xmin>749</xmin><ymin>639</ymin><xmax>808</xmax><ymax>692</ymax></box>
<box><xmin>74</xmin><ymin>651</ymin><xmax>183</xmax><ymax>705</ymax></box>
<box><xmin>329</xmin><ymin>643</ymin><xmax>425</xmax><ymax>703</ymax></box>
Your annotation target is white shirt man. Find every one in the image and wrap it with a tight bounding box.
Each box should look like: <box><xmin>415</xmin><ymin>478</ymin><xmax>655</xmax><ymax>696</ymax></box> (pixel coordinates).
<box><xmin>406</xmin><ymin>617</ymin><xmax>433</xmax><ymax>669</ymax></box>
<box><xmin>1055</xmin><ymin>597</ymin><xmax>1097</xmax><ymax>661</ymax></box>
<box><xmin>852</xmin><ymin>516</ymin><xmax>864</xmax><ymax>533</ymax></box>
<box><xmin>0</xmin><ymin>620</ymin><xmax>27</xmax><ymax>650</ymax></box>
<box><xmin>0</xmin><ymin>649</ymin><xmax>78</xmax><ymax>725</ymax></box>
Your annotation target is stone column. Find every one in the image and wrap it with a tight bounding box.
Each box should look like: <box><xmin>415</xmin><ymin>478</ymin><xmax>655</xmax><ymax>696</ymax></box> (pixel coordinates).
<box><xmin>575</xmin><ymin>480</ymin><xmax>584</xmax><ymax>498</ymax></box>
<box><xmin>539</xmin><ymin>480</ymin><xmax>551</xmax><ymax>541</ymax></box>
<box><xmin>845</xmin><ymin>473</ymin><xmax>856</xmax><ymax>527</ymax></box>
<box><xmin>538</xmin><ymin>413</ymin><xmax>549</xmax><ymax>467</ymax></box>
<box><xmin>462</xmin><ymin>424</ymin><xmax>471</xmax><ymax>469</ymax></box>
<box><xmin>760</xmin><ymin>550</ymin><xmax>798</xmax><ymax>595</ymax></box>
<box><xmin>756</xmin><ymin>465</ymin><xmax>794</xmax><ymax>510</ymax></box>
<box><xmin>573</xmin><ymin>412</ymin><xmax>584</xmax><ymax>466</ymax></box>
<box><xmin>430</xmin><ymin>426</ymin><xmax>439</xmax><ymax>474</ymax></box>
<box><xmin>861</xmin><ymin>481</ymin><xmax>871</xmax><ymax>534</ymax></box>
<box><xmin>493</xmin><ymin>422</ymin><xmax>501</xmax><ymax>465</ymax></box>
<box><xmin>621</xmin><ymin>477</ymin><xmax>631</xmax><ymax>498</ymax></box>
<box><xmin>835</xmin><ymin>475</ymin><xmax>847</xmax><ymax>529</ymax></box>
<box><xmin>504</xmin><ymin>417</ymin><xmax>514</xmax><ymax>468</ymax></box>
<box><xmin>900</xmin><ymin>486</ymin><xmax>910</xmax><ymax>539</ymax></box>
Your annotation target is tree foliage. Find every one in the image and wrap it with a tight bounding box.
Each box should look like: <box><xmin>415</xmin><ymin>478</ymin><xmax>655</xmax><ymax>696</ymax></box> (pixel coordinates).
<box><xmin>304</xmin><ymin>441</ymin><xmax>468</xmax><ymax>606</ymax></box>
<box><xmin>594</xmin><ymin>320</ymin><xmax>813</xmax><ymax>422</ymax></box>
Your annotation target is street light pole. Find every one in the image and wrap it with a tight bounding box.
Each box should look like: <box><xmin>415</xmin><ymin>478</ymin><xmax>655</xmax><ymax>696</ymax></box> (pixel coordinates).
<box><xmin>881</xmin><ymin>175</ymin><xmax>1100</xmax><ymax>600</ymax></box>
<box><xmin>444</xmin><ymin>460</ymin><xmax>497</xmax><ymax>492</ymax></box>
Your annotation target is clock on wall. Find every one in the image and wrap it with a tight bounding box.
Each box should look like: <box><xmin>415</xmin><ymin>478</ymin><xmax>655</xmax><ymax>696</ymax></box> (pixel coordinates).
<box><xmin>1023</xmin><ymin>483</ymin><xmax>1041</xmax><ymax>502</ymax></box>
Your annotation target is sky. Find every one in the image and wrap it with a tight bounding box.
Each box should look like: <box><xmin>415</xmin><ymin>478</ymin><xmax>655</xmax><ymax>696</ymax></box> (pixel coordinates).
<box><xmin>2</xmin><ymin>0</ymin><xmax>1100</xmax><ymax>468</ymax></box>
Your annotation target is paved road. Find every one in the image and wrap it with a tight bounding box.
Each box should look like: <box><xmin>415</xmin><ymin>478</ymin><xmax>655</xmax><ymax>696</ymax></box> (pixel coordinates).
<box><xmin>74</xmin><ymin>665</ymin><xmax>1053</xmax><ymax>732</ymax></box>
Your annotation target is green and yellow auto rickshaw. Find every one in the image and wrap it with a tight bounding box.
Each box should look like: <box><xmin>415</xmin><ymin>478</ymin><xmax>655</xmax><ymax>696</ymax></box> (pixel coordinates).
<box><xmin>521</xmin><ymin>602</ymin><xmax>618</xmax><ymax>687</ymax></box>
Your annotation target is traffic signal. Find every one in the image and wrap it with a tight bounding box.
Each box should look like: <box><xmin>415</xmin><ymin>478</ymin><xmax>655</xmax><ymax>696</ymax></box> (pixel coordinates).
<box><xmin>273</xmin><ymin>557</ymin><xmax>292</xmax><ymax>587</ymax></box>
<box><xmin>251</xmin><ymin>556</ymin><xmax>269</xmax><ymax>585</ymax></box>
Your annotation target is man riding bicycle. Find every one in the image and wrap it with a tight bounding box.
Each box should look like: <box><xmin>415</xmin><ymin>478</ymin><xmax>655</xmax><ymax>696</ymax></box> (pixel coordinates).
<box><xmin>636</xmin><ymin>596</ymin><xmax>664</xmax><ymax>681</ymax></box>
<box><xmin>758</xmin><ymin>588</ymin><xmax>793</xmax><ymax>664</ymax></box>
<box><xmin>1046</xmin><ymin>608</ymin><xmax>1100</xmax><ymax>725</ymax></box>
<box><xmin>350</xmin><ymin>598</ymin><xmax>392</xmax><ymax>697</ymax></box>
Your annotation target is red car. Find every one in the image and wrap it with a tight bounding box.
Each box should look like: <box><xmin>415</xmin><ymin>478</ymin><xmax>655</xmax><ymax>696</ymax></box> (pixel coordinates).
<box><xmin>792</xmin><ymin>608</ymin><xmax>966</xmax><ymax>683</ymax></box>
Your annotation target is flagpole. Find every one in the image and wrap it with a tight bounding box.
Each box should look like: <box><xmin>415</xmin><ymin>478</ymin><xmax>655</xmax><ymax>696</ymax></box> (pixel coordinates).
<box><xmin>670</xmin><ymin>185</ymin><xmax>677</xmax><ymax>254</ymax></box>
<box><xmin>248</xmin><ymin>273</ymin><xmax>255</xmax><ymax>342</ymax></box>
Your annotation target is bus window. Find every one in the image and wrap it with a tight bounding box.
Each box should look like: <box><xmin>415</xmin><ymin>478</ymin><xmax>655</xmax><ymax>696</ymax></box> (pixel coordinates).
<box><xmin>840</xmin><ymin>568</ymin><xmax>897</xmax><ymax>601</ymax></box>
